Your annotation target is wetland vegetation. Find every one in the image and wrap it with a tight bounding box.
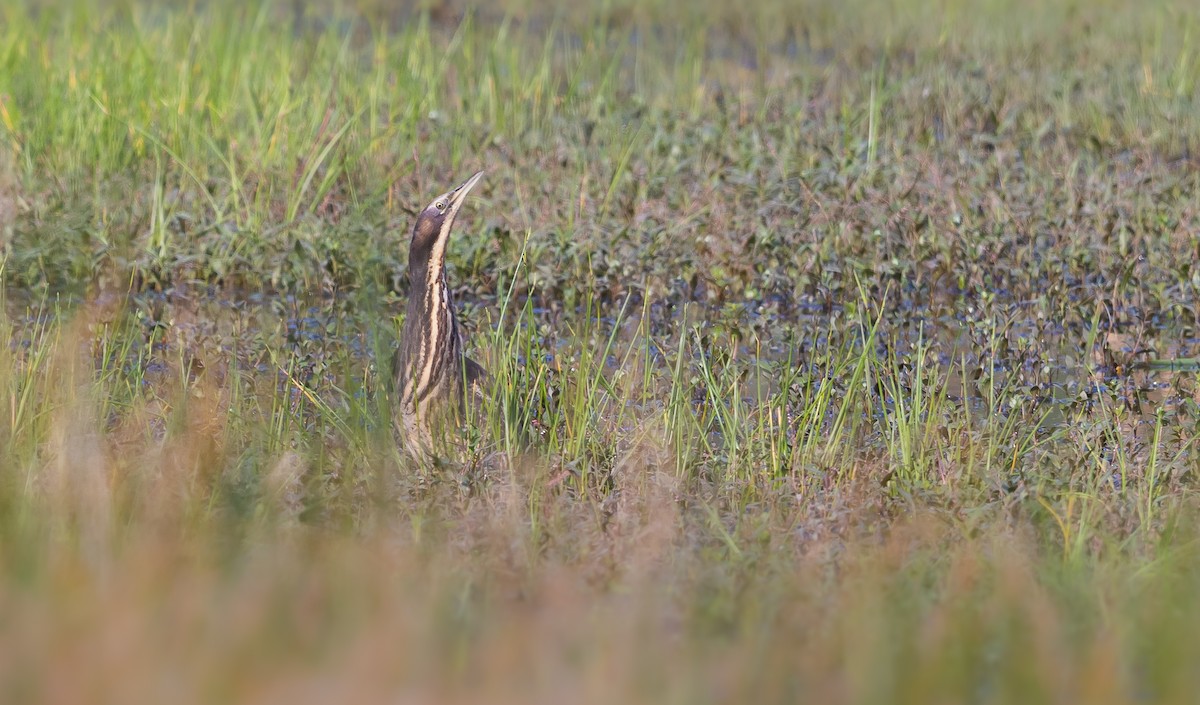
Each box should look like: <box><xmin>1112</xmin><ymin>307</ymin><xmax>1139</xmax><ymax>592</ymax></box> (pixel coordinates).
<box><xmin>1</xmin><ymin>0</ymin><xmax>1200</xmax><ymax>701</ymax></box>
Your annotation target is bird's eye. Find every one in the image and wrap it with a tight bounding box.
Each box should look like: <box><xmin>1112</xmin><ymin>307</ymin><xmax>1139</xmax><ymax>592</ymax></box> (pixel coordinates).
<box><xmin>435</xmin><ymin>201</ymin><xmax>446</xmax><ymax>212</ymax></box>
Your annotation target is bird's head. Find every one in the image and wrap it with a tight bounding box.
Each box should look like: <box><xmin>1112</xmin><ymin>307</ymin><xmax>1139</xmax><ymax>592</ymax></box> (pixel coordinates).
<box><xmin>409</xmin><ymin>170</ymin><xmax>484</xmax><ymax>271</ymax></box>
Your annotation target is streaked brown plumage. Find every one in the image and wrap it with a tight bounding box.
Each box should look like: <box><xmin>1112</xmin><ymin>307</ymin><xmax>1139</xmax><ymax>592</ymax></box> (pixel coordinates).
<box><xmin>393</xmin><ymin>170</ymin><xmax>486</xmax><ymax>462</ymax></box>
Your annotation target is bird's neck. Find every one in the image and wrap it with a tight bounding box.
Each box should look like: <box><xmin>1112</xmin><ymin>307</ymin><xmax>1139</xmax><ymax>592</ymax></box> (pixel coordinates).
<box><xmin>407</xmin><ymin>243</ymin><xmax>445</xmax><ymax>291</ymax></box>
<box><xmin>410</xmin><ymin>265</ymin><xmax>445</xmax><ymax>296</ymax></box>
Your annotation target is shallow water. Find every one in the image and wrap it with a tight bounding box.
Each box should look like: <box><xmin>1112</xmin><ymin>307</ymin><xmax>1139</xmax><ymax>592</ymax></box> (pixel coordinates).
<box><xmin>8</xmin><ymin>277</ymin><xmax>1196</xmax><ymax>460</ymax></box>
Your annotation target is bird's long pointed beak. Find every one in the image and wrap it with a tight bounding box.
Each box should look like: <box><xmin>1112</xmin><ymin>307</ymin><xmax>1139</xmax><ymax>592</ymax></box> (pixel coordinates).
<box><xmin>448</xmin><ymin>170</ymin><xmax>484</xmax><ymax>209</ymax></box>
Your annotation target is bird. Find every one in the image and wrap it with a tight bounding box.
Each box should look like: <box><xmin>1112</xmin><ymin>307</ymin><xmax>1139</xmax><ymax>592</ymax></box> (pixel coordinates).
<box><xmin>393</xmin><ymin>170</ymin><xmax>487</xmax><ymax>463</ymax></box>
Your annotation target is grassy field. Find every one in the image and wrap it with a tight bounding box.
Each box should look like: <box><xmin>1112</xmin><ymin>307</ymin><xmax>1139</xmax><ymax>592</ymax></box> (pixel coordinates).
<box><xmin>2</xmin><ymin>0</ymin><xmax>1200</xmax><ymax>702</ymax></box>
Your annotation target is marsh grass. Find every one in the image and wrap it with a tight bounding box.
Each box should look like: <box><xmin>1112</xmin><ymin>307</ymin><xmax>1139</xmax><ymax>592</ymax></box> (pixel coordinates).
<box><xmin>2</xmin><ymin>0</ymin><xmax>1200</xmax><ymax>702</ymax></box>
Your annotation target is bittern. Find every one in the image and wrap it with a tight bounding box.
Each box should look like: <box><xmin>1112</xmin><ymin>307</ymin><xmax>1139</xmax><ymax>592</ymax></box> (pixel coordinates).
<box><xmin>393</xmin><ymin>170</ymin><xmax>487</xmax><ymax>462</ymax></box>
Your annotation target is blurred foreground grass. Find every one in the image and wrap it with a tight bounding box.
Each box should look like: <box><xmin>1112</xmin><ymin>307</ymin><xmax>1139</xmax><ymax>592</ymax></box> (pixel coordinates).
<box><xmin>2</xmin><ymin>0</ymin><xmax>1200</xmax><ymax>702</ymax></box>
